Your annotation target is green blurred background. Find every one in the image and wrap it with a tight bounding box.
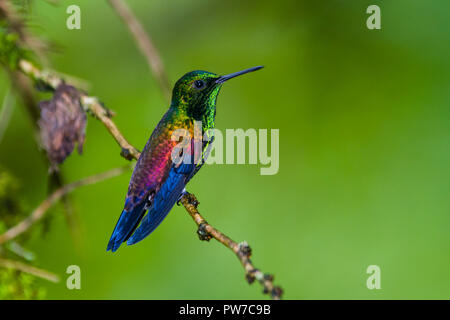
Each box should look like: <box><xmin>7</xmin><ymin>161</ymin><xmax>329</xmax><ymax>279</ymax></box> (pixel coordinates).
<box><xmin>0</xmin><ymin>0</ymin><xmax>449</xmax><ymax>299</ymax></box>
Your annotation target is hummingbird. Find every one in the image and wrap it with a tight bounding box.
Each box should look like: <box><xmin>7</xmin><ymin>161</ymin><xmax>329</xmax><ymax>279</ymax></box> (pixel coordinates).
<box><xmin>107</xmin><ymin>66</ymin><xmax>263</xmax><ymax>252</ymax></box>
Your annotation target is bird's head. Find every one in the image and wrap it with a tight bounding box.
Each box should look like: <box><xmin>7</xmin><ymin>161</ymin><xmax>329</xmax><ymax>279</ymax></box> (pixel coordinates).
<box><xmin>171</xmin><ymin>66</ymin><xmax>263</xmax><ymax>121</ymax></box>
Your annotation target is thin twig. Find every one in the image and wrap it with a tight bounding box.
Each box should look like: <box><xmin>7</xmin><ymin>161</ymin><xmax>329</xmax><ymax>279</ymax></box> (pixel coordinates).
<box><xmin>0</xmin><ymin>165</ymin><xmax>133</xmax><ymax>245</ymax></box>
<box><xmin>107</xmin><ymin>0</ymin><xmax>171</xmax><ymax>101</ymax></box>
<box><xmin>6</xmin><ymin>241</ymin><xmax>35</xmax><ymax>261</ymax></box>
<box><xmin>0</xmin><ymin>258</ymin><xmax>59</xmax><ymax>283</ymax></box>
<box><xmin>0</xmin><ymin>89</ymin><xmax>15</xmax><ymax>144</ymax></box>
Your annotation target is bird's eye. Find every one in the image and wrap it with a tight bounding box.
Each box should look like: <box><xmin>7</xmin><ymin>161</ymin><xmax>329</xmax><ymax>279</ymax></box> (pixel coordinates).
<box><xmin>193</xmin><ymin>80</ymin><xmax>206</xmax><ymax>90</ymax></box>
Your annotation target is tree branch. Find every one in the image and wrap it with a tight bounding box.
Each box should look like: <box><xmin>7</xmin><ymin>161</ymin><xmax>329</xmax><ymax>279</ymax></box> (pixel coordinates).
<box><xmin>0</xmin><ymin>258</ymin><xmax>59</xmax><ymax>283</ymax></box>
<box><xmin>0</xmin><ymin>165</ymin><xmax>133</xmax><ymax>245</ymax></box>
<box><xmin>107</xmin><ymin>0</ymin><xmax>171</xmax><ymax>102</ymax></box>
<box><xmin>6</xmin><ymin>241</ymin><xmax>35</xmax><ymax>261</ymax></box>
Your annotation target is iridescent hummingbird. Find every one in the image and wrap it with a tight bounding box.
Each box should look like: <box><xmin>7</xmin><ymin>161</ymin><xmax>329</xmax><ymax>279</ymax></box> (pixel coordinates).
<box><xmin>107</xmin><ymin>66</ymin><xmax>263</xmax><ymax>252</ymax></box>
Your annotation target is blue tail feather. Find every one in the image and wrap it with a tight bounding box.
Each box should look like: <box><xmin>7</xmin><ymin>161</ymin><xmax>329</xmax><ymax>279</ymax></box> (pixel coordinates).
<box><xmin>127</xmin><ymin>165</ymin><xmax>188</xmax><ymax>245</ymax></box>
<box><xmin>107</xmin><ymin>199</ymin><xmax>147</xmax><ymax>252</ymax></box>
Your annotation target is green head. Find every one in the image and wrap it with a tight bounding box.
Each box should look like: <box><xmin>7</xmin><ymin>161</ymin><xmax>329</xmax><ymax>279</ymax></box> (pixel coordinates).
<box><xmin>171</xmin><ymin>66</ymin><xmax>263</xmax><ymax>123</ymax></box>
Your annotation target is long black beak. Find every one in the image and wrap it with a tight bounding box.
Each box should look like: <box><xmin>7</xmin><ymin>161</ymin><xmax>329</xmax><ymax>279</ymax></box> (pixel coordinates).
<box><xmin>215</xmin><ymin>66</ymin><xmax>264</xmax><ymax>84</ymax></box>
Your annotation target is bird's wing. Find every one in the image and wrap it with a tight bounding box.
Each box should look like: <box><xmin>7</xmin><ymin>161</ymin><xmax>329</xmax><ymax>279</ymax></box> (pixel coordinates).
<box><xmin>126</xmin><ymin>140</ymin><xmax>200</xmax><ymax>245</ymax></box>
<box><xmin>107</xmin><ymin>113</ymin><xmax>179</xmax><ymax>252</ymax></box>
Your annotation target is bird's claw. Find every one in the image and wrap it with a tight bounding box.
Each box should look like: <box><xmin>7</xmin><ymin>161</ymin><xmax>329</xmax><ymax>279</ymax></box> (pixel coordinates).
<box><xmin>176</xmin><ymin>189</ymin><xmax>189</xmax><ymax>206</ymax></box>
<box><xmin>189</xmin><ymin>196</ymin><xmax>199</xmax><ymax>208</ymax></box>
<box><xmin>177</xmin><ymin>190</ymin><xmax>200</xmax><ymax>208</ymax></box>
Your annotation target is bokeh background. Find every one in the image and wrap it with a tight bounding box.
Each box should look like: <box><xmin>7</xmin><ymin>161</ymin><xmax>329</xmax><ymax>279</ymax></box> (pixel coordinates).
<box><xmin>0</xmin><ymin>0</ymin><xmax>449</xmax><ymax>299</ymax></box>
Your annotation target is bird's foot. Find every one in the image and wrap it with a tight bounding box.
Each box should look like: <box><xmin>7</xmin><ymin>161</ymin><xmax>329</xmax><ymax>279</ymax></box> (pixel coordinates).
<box><xmin>176</xmin><ymin>189</ymin><xmax>189</xmax><ymax>206</ymax></box>
<box><xmin>177</xmin><ymin>189</ymin><xmax>199</xmax><ymax>208</ymax></box>
<box><xmin>189</xmin><ymin>195</ymin><xmax>200</xmax><ymax>208</ymax></box>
